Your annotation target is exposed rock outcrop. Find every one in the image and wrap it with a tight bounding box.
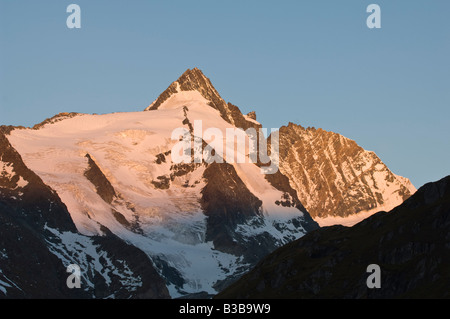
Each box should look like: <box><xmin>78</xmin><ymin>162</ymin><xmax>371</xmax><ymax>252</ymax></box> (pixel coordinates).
<box><xmin>277</xmin><ymin>123</ymin><xmax>416</xmax><ymax>222</ymax></box>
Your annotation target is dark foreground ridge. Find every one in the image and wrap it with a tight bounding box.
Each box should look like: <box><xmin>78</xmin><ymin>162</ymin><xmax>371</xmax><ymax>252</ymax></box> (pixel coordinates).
<box><xmin>217</xmin><ymin>175</ymin><xmax>450</xmax><ymax>299</ymax></box>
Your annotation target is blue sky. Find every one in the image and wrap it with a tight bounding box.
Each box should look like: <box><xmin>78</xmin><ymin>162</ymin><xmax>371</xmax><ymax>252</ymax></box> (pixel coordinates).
<box><xmin>1</xmin><ymin>0</ymin><xmax>449</xmax><ymax>188</ymax></box>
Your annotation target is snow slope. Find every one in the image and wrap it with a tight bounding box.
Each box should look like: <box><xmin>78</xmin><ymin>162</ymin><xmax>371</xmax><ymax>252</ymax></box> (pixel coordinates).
<box><xmin>8</xmin><ymin>89</ymin><xmax>312</xmax><ymax>297</ymax></box>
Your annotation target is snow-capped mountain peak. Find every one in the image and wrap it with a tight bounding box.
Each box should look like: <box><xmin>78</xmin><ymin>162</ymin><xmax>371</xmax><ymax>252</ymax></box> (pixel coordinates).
<box><xmin>145</xmin><ymin>68</ymin><xmax>262</xmax><ymax>131</ymax></box>
<box><xmin>146</xmin><ymin>68</ymin><xmax>222</xmax><ymax>112</ymax></box>
<box><xmin>1</xmin><ymin>68</ymin><xmax>417</xmax><ymax>298</ymax></box>
<box><xmin>5</xmin><ymin>69</ymin><xmax>318</xmax><ymax>297</ymax></box>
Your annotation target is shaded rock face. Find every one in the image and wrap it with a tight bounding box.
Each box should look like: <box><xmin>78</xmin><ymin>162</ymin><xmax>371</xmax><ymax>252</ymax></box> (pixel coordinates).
<box><xmin>264</xmin><ymin>170</ymin><xmax>318</xmax><ymax>234</ymax></box>
<box><xmin>199</xmin><ymin>162</ymin><xmax>317</xmax><ymax>292</ymax></box>
<box><xmin>201</xmin><ymin>163</ymin><xmax>263</xmax><ymax>255</ymax></box>
<box><xmin>217</xmin><ymin>175</ymin><xmax>450</xmax><ymax>299</ymax></box>
<box><xmin>84</xmin><ymin>153</ymin><xmax>117</xmax><ymax>204</ymax></box>
<box><xmin>277</xmin><ymin>123</ymin><xmax>416</xmax><ymax>219</ymax></box>
<box><xmin>89</xmin><ymin>230</ymin><xmax>170</xmax><ymax>299</ymax></box>
<box><xmin>0</xmin><ymin>210</ymin><xmax>85</xmax><ymax>299</ymax></box>
<box><xmin>0</xmin><ymin>132</ymin><xmax>170</xmax><ymax>299</ymax></box>
<box><xmin>201</xmin><ymin>161</ymin><xmax>319</xmax><ymax>279</ymax></box>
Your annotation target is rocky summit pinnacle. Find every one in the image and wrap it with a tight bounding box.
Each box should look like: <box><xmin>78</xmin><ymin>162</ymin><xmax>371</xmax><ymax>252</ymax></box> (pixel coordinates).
<box><xmin>145</xmin><ymin>68</ymin><xmax>217</xmax><ymax>112</ymax></box>
<box><xmin>145</xmin><ymin>68</ymin><xmax>261</xmax><ymax>131</ymax></box>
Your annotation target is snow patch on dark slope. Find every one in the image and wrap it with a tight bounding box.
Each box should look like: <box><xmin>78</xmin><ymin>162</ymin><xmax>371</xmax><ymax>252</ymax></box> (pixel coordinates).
<box><xmin>0</xmin><ymin>132</ymin><xmax>169</xmax><ymax>298</ymax></box>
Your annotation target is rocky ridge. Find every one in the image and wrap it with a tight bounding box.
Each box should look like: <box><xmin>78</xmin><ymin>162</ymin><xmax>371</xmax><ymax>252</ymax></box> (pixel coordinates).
<box><xmin>276</xmin><ymin>123</ymin><xmax>416</xmax><ymax>224</ymax></box>
<box><xmin>217</xmin><ymin>175</ymin><xmax>450</xmax><ymax>299</ymax></box>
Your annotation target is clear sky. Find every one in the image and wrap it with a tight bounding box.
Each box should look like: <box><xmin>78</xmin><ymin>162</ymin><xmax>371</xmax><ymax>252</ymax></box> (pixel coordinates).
<box><xmin>1</xmin><ymin>0</ymin><xmax>449</xmax><ymax>188</ymax></box>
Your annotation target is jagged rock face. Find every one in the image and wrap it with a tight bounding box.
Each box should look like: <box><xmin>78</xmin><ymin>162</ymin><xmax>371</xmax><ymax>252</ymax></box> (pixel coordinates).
<box><xmin>217</xmin><ymin>175</ymin><xmax>450</xmax><ymax>299</ymax></box>
<box><xmin>0</xmin><ymin>132</ymin><xmax>170</xmax><ymax>299</ymax></box>
<box><xmin>277</xmin><ymin>123</ymin><xmax>416</xmax><ymax>223</ymax></box>
<box><xmin>246</xmin><ymin>111</ymin><xmax>257</xmax><ymax>121</ymax></box>
<box><xmin>84</xmin><ymin>153</ymin><xmax>117</xmax><ymax>204</ymax></box>
<box><xmin>201</xmin><ymin>162</ymin><xmax>263</xmax><ymax>255</ymax></box>
<box><xmin>146</xmin><ymin>68</ymin><xmax>261</xmax><ymax>132</ymax></box>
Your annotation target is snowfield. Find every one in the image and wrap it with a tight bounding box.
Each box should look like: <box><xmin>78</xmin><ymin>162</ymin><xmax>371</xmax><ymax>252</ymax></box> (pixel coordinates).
<box><xmin>8</xmin><ymin>89</ymin><xmax>311</xmax><ymax>297</ymax></box>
